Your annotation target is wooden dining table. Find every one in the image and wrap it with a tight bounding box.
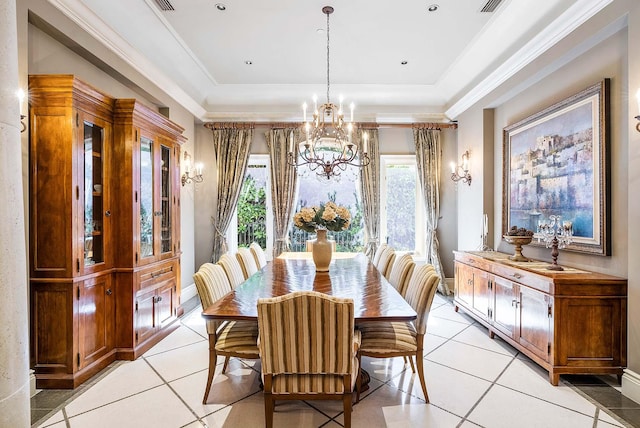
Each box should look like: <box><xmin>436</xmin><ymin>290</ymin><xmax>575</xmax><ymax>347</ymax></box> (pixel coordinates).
<box><xmin>202</xmin><ymin>252</ymin><xmax>417</xmax><ymax>323</ymax></box>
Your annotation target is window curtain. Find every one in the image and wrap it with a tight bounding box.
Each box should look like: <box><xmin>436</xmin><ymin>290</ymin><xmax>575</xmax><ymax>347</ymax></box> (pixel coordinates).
<box><xmin>210</xmin><ymin>125</ymin><xmax>253</xmax><ymax>262</ymax></box>
<box><xmin>265</xmin><ymin>128</ymin><xmax>300</xmax><ymax>258</ymax></box>
<box><xmin>413</xmin><ymin>127</ymin><xmax>449</xmax><ymax>295</ymax></box>
<box><xmin>357</xmin><ymin>127</ymin><xmax>380</xmax><ymax>259</ymax></box>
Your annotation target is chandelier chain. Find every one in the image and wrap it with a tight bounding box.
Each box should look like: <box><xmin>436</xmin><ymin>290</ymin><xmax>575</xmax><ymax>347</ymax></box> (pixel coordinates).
<box><xmin>326</xmin><ymin>10</ymin><xmax>330</xmax><ymax>105</ymax></box>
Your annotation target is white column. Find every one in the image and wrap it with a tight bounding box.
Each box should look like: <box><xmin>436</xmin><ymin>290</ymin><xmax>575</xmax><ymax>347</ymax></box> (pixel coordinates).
<box><xmin>0</xmin><ymin>0</ymin><xmax>30</xmax><ymax>425</ymax></box>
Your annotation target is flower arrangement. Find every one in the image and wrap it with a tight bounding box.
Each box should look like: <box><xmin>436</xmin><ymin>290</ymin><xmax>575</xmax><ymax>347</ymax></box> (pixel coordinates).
<box><xmin>293</xmin><ymin>201</ymin><xmax>351</xmax><ymax>233</ymax></box>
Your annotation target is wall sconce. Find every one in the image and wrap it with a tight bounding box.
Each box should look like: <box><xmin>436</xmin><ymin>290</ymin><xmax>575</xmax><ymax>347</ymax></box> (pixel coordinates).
<box><xmin>17</xmin><ymin>89</ymin><xmax>26</xmax><ymax>133</ymax></box>
<box><xmin>635</xmin><ymin>89</ymin><xmax>640</xmax><ymax>133</ymax></box>
<box><xmin>181</xmin><ymin>151</ymin><xmax>203</xmax><ymax>186</ymax></box>
<box><xmin>450</xmin><ymin>150</ymin><xmax>472</xmax><ymax>185</ymax></box>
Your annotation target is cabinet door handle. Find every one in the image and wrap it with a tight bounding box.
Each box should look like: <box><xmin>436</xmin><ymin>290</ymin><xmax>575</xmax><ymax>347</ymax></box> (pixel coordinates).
<box><xmin>511</xmin><ymin>299</ymin><xmax>520</xmax><ymax>307</ymax></box>
<box><xmin>105</xmin><ymin>210</ymin><xmax>111</xmax><ymax>217</ymax></box>
<box><xmin>106</xmin><ymin>288</ymin><xmax>112</xmax><ymax>295</ymax></box>
<box><xmin>512</xmin><ymin>273</ymin><xmax>523</xmax><ymax>279</ymax></box>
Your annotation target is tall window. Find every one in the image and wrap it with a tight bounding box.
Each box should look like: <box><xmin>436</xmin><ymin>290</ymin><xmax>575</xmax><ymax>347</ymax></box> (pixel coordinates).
<box><xmin>380</xmin><ymin>155</ymin><xmax>424</xmax><ymax>256</ymax></box>
<box><xmin>228</xmin><ymin>155</ymin><xmax>273</xmax><ymax>259</ymax></box>
<box><xmin>289</xmin><ymin>169</ymin><xmax>364</xmax><ymax>252</ymax></box>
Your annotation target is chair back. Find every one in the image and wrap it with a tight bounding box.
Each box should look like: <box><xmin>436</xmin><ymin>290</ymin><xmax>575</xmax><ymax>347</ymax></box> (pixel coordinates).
<box><xmin>193</xmin><ymin>263</ymin><xmax>232</xmax><ymax>309</ymax></box>
<box><xmin>372</xmin><ymin>243</ymin><xmax>387</xmax><ymax>265</ymax></box>
<box><xmin>249</xmin><ymin>242</ymin><xmax>268</xmax><ymax>269</ymax></box>
<box><xmin>237</xmin><ymin>247</ymin><xmax>259</xmax><ymax>279</ymax></box>
<box><xmin>387</xmin><ymin>253</ymin><xmax>415</xmax><ymax>297</ymax></box>
<box><xmin>193</xmin><ymin>263</ymin><xmax>233</xmax><ymax>334</ymax></box>
<box><xmin>218</xmin><ymin>253</ymin><xmax>246</xmax><ymax>288</ymax></box>
<box><xmin>257</xmin><ymin>291</ymin><xmax>355</xmax><ymax>376</ymax></box>
<box><xmin>375</xmin><ymin>246</ymin><xmax>396</xmax><ymax>279</ymax></box>
<box><xmin>404</xmin><ymin>264</ymin><xmax>440</xmax><ymax>335</ymax></box>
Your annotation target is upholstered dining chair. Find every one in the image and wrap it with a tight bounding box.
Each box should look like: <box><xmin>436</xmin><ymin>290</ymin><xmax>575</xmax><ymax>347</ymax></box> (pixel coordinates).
<box><xmin>236</xmin><ymin>247</ymin><xmax>259</xmax><ymax>279</ymax></box>
<box><xmin>249</xmin><ymin>241</ymin><xmax>268</xmax><ymax>269</ymax></box>
<box><xmin>193</xmin><ymin>263</ymin><xmax>259</xmax><ymax>404</ymax></box>
<box><xmin>217</xmin><ymin>253</ymin><xmax>246</xmax><ymax>289</ymax></box>
<box><xmin>371</xmin><ymin>243</ymin><xmax>387</xmax><ymax>265</ymax></box>
<box><xmin>356</xmin><ymin>264</ymin><xmax>440</xmax><ymax>403</ymax></box>
<box><xmin>257</xmin><ymin>291</ymin><xmax>361</xmax><ymax>428</ymax></box>
<box><xmin>387</xmin><ymin>253</ymin><xmax>416</xmax><ymax>297</ymax></box>
<box><xmin>374</xmin><ymin>246</ymin><xmax>396</xmax><ymax>279</ymax></box>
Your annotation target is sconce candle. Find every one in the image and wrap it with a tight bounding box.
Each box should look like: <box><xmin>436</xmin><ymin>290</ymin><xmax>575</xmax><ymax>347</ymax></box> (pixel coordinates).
<box><xmin>17</xmin><ymin>89</ymin><xmax>26</xmax><ymax>133</ymax></box>
<box><xmin>181</xmin><ymin>150</ymin><xmax>204</xmax><ymax>186</ymax></box>
<box><xmin>635</xmin><ymin>89</ymin><xmax>640</xmax><ymax>132</ymax></box>
<box><xmin>450</xmin><ymin>150</ymin><xmax>472</xmax><ymax>185</ymax></box>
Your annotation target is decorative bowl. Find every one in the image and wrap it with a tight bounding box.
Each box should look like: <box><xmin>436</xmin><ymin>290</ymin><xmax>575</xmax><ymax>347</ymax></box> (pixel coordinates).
<box><xmin>503</xmin><ymin>235</ymin><xmax>533</xmax><ymax>262</ymax></box>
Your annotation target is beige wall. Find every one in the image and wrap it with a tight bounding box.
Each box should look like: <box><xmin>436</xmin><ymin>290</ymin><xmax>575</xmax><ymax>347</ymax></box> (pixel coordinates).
<box><xmin>456</xmin><ymin>0</ymin><xmax>640</xmax><ymax>399</ymax></box>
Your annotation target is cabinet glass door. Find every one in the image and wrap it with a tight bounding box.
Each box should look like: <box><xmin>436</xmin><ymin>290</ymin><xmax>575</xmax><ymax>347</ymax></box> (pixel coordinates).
<box><xmin>84</xmin><ymin>122</ymin><xmax>104</xmax><ymax>266</ymax></box>
<box><xmin>160</xmin><ymin>145</ymin><xmax>172</xmax><ymax>254</ymax></box>
<box><xmin>140</xmin><ymin>137</ymin><xmax>154</xmax><ymax>258</ymax></box>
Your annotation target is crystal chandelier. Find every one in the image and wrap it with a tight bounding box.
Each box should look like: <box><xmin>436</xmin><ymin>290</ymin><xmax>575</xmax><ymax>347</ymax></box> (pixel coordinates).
<box><xmin>287</xmin><ymin>6</ymin><xmax>370</xmax><ymax>180</ymax></box>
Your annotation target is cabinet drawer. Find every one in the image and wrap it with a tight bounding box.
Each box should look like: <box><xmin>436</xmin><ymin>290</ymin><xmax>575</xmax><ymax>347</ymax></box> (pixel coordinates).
<box><xmin>491</xmin><ymin>264</ymin><xmax>552</xmax><ymax>294</ymax></box>
<box><xmin>137</xmin><ymin>260</ymin><xmax>177</xmax><ymax>291</ymax></box>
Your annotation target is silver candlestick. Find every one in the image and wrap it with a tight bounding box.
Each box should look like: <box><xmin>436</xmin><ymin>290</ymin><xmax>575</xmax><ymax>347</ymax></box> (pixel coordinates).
<box><xmin>537</xmin><ymin>215</ymin><xmax>573</xmax><ymax>271</ymax></box>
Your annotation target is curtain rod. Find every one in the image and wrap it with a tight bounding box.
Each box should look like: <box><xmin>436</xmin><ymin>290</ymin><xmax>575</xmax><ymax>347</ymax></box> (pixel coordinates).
<box><xmin>203</xmin><ymin>122</ymin><xmax>458</xmax><ymax>130</ymax></box>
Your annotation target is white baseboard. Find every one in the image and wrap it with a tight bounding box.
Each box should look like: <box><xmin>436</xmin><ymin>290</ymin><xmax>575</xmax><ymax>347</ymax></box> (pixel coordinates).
<box><xmin>181</xmin><ymin>282</ymin><xmax>197</xmax><ymax>303</ymax></box>
<box><xmin>444</xmin><ymin>277</ymin><xmax>454</xmax><ymax>295</ymax></box>
<box><xmin>30</xmin><ymin>369</ymin><xmax>37</xmax><ymax>398</ymax></box>
<box><xmin>622</xmin><ymin>368</ymin><xmax>640</xmax><ymax>404</ymax></box>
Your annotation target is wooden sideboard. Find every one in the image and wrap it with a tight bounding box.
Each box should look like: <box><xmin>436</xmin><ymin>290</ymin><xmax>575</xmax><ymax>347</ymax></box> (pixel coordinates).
<box><xmin>453</xmin><ymin>251</ymin><xmax>627</xmax><ymax>385</ymax></box>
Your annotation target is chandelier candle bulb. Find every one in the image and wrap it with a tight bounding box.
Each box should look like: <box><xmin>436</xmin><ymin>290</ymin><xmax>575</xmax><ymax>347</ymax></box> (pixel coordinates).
<box><xmin>313</xmin><ymin>94</ymin><xmax>318</xmax><ymax>112</ymax></box>
<box><xmin>450</xmin><ymin>162</ymin><xmax>456</xmax><ymax>174</ymax></box>
<box><xmin>289</xmin><ymin>132</ymin><xmax>294</xmax><ymax>153</ymax></box>
<box><xmin>350</xmin><ymin>103</ymin><xmax>354</xmax><ymax>122</ymax></box>
<box><xmin>195</xmin><ymin>163</ymin><xmax>203</xmax><ymax>177</ymax></box>
<box><xmin>303</xmin><ymin>102</ymin><xmax>307</xmax><ymax>122</ymax></box>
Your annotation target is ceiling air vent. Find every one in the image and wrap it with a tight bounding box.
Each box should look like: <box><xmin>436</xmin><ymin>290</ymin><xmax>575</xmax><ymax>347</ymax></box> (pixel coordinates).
<box><xmin>154</xmin><ymin>0</ymin><xmax>175</xmax><ymax>11</ymax></box>
<box><xmin>480</xmin><ymin>0</ymin><xmax>503</xmax><ymax>13</ymax></box>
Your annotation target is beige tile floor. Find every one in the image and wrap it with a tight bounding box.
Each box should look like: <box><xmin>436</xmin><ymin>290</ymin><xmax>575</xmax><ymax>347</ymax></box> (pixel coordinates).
<box><xmin>33</xmin><ymin>294</ymin><xmax>635</xmax><ymax>428</ymax></box>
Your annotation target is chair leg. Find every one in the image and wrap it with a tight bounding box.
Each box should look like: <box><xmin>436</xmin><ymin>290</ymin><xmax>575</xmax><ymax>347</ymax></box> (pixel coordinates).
<box><xmin>203</xmin><ymin>335</ymin><xmax>217</xmax><ymax>404</ymax></box>
<box><xmin>264</xmin><ymin>393</ymin><xmax>274</xmax><ymax>428</ymax></box>
<box><xmin>343</xmin><ymin>391</ymin><xmax>352</xmax><ymax>428</ymax></box>
<box><xmin>407</xmin><ymin>355</ymin><xmax>416</xmax><ymax>373</ymax></box>
<box><xmin>415</xmin><ymin>352</ymin><xmax>429</xmax><ymax>403</ymax></box>
<box><xmin>222</xmin><ymin>356</ymin><xmax>230</xmax><ymax>374</ymax></box>
<box><xmin>356</xmin><ymin>354</ymin><xmax>362</xmax><ymax>403</ymax></box>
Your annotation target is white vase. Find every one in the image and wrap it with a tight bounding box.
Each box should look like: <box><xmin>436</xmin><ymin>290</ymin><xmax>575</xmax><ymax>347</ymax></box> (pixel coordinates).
<box><xmin>312</xmin><ymin>228</ymin><xmax>332</xmax><ymax>272</ymax></box>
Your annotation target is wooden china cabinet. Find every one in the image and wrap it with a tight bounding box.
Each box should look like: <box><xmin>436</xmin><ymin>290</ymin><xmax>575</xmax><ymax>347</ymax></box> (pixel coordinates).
<box><xmin>28</xmin><ymin>75</ymin><xmax>184</xmax><ymax>388</ymax></box>
<box><xmin>112</xmin><ymin>99</ymin><xmax>185</xmax><ymax>359</ymax></box>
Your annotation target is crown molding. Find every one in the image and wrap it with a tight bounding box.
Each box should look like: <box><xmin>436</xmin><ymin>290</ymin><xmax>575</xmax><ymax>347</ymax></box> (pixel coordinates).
<box><xmin>445</xmin><ymin>0</ymin><xmax>614</xmax><ymax>119</ymax></box>
<box><xmin>47</xmin><ymin>0</ymin><xmax>207</xmax><ymax>119</ymax></box>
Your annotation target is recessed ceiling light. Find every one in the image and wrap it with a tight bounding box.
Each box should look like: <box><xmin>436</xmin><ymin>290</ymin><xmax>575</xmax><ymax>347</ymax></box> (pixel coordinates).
<box><xmin>428</xmin><ymin>4</ymin><xmax>439</xmax><ymax>12</ymax></box>
<box><xmin>401</xmin><ymin>61</ymin><xmax>408</xmax><ymax>65</ymax></box>
<box><xmin>244</xmin><ymin>60</ymin><xmax>253</xmax><ymax>65</ymax></box>
<box><xmin>215</xmin><ymin>3</ymin><xmax>226</xmax><ymax>11</ymax></box>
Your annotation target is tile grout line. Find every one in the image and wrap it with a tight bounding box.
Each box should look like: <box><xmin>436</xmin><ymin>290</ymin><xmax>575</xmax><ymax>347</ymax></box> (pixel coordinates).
<box><xmin>455</xmin><ymin>352</ymin><xmax>519</xmax><ymax>427</ymax></box>
<box><xmin>141</xmin><ymin>355</ymin><xmax>206</xmax><ymax>426</ymax></box>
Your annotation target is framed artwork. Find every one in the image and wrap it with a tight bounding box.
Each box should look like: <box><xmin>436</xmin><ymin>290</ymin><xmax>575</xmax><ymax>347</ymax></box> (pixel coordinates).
<box><xmin>502</xmin><ymin>79</ymin><xmax>610</xmax><ymax>255</ymax></box>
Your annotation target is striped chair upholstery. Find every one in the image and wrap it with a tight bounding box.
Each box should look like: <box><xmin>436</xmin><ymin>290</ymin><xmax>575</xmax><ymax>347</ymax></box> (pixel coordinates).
<box><xmin>371</xmin><ymin>243</ymin><xmax>387</xmax><ymax>265</ymax></box>
<box><xmin>357</xmin><ymin>264</ymin><xmax>440</xmax><ymax>403</ymax></box>
<box><xmin>257</xmin><ymin>291</ymin><xmax>360</xmax><ymax>428</ymax></box>
<box><xmin>387</xmin><ymin>253</ymin><xmax>416</xmax><ymax>297</ymax></box>
<box><xmin>375</xmin><ymin>246</ymin><xmax>396</xmax><ymax>279</ymax></box>
<box><xmin>236</xmin><ymin>247</ymin><xmax>259</xmax><ymax>279</ymax></box>
<box><xmin>193</xmin><ymin>263</ymin><xmax>259</xmax><ymax>404</ymax></box>
<box><xmin>217</xmin><ymin>253</ymin><xmax>246</xmax><ymax>289</ymax></box>
<box><xmin>249</xmin><ymin>242</ymin><xmax>268</xmax><ymax>269</ymax></box>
